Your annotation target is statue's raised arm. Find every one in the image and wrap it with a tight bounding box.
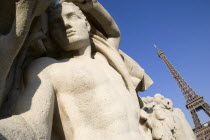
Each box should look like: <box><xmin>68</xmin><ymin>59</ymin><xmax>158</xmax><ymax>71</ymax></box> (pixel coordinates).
<box><xmin>0</xmin><ymin>0</ymin><xmax>53</xmax><ymax>108</ymax></box>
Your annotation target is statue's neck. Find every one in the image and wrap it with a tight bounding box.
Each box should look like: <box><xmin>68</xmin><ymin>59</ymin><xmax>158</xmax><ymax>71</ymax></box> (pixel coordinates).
<box><xmin>76</xmin><ymin>44</ymin><xmax>92</xmax><ymax>58</ymax></box>
<box><xmin>58</xmin><ymin>41</ymin><xmax>92</xmax><ymax>59</ymax></box>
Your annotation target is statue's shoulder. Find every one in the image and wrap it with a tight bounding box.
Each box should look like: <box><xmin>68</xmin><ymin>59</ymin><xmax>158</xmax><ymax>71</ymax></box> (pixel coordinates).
<box><xmin>24</xmin><ymin>57</ymin><xmax>57</xmax><ymax>80</ymax></box>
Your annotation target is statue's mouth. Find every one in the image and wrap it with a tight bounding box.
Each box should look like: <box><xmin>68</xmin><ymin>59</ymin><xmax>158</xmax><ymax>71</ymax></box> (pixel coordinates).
<box><xmin>66</xmin><ymin>30</ymin><xmax>76</xmax><ymax>37</ymax></box>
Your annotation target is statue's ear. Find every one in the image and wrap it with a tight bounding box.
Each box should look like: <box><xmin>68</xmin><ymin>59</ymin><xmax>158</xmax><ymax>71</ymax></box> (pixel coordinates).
<box><xmin>86</xmin><ymin>21</ymin><xmax>91</xmax><ymax>32</ymax></box>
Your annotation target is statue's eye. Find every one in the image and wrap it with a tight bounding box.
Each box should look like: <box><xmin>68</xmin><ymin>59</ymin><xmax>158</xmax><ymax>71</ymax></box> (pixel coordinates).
<box><xmin>66</xmin><ymin>13</ymin><xmax>79</xmax><ymax>20</ymax></box>
<box><xmin>69</xmin><ymin>15</ymin><xmax>79</xmax><ymax>20</ymax></box>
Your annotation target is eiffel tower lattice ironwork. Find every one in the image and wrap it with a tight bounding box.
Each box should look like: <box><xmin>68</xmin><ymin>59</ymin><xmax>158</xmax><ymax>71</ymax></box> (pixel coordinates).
<box><xmin>155</xmin><ymin>45</ymin><xmax>210</xmax><ymax>140</ymax></box>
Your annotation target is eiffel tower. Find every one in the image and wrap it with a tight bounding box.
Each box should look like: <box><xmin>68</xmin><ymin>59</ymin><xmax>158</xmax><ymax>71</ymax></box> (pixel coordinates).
<box><xmin>155</xmin><ymin>45</ymin><xmax>210</xmax><ymax>140</ymax></box>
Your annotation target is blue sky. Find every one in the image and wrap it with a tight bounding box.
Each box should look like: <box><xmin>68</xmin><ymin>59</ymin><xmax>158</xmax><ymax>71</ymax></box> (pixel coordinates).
<box><xmin>100</xmin><ymin>0</ymin><xmax>210</xmax><ymax>127</ymax></box>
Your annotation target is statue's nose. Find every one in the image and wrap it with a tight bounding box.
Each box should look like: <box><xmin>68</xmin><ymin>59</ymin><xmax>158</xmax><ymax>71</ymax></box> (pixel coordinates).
<box><xmin>65</xmin><ymin>22</ymin><xmax>72</xmax><ymax>30</ymax></box>
<box><xmin>63</xmin><ymin>18</ymin><xmax>72</xmax><ymax>29</ymax></box>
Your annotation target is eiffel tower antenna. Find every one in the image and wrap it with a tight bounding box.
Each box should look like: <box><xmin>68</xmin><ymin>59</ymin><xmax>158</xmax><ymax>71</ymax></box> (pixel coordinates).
<box><xmin>156</xmin><ymin>47</ymin><xmax>210</xmax><ymax>140</ymax></box>
<box><xmin>154</xmin><ymin>44</ymin><xmax>158</xmax><ymax>50</ymax></box>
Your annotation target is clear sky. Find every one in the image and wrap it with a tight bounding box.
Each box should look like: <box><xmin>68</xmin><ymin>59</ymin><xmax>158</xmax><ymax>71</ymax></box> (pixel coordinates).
<box><xmin>99</xmin><ymin>0</ymin><xmax>210</xmax><ymax>127</ymax></box>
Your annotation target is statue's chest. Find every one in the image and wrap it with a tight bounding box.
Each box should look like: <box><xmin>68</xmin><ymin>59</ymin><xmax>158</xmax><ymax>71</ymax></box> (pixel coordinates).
<box><xmin>51</xmin><ymin>59</ymin><xmax>124</xmax><ymax>94</ymax></box>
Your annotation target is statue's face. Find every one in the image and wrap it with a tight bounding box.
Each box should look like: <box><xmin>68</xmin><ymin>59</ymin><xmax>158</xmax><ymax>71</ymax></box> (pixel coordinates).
<box><xmin>162</xmin><ymin>98</ymin><xmax>173</xmax><ymax>109</ymax></box>
<box><xmin>50</xmin><ymin>3</ymin><xmax>90</xmax><ymax>51</ymax></box>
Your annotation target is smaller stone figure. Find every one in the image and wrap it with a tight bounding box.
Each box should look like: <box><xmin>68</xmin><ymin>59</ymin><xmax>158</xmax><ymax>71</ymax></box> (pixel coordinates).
<box><xmin>140</xmin><ymin>94</ymin><xmax>195</xmax><ymax>140</ymax></box>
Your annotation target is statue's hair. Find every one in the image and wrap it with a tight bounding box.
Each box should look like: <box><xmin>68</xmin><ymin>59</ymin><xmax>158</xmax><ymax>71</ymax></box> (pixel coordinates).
<box><xmin>62</xmin><ymin>2</ymin><xmax>87</xmax><ymax>20</ymax></box>
<box><xmin>48</xmin><ymin>2</ymin><xmax>88</xmax><ymax>24</ymax></box>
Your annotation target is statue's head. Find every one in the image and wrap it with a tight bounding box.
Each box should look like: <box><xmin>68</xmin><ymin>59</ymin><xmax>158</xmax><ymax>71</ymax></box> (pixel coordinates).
<box><xmin>49</xmin><ymin>2</ymin><xmax>91</xmax><ymax>51</ymax></box>
<box><xmin>162</xmin><ymin>98</ymin><xmax>173</xmax><ymax>109</ymax></box>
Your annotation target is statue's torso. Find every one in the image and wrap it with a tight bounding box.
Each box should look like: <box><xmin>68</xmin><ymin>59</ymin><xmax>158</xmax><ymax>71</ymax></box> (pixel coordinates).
<box><xmin>48</xmin><ymin>54</ymin><xmax>141</xmax><ymax>140</ymax></box>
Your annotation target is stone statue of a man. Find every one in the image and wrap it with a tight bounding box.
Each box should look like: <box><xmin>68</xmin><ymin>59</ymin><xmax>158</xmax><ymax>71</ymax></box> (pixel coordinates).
<box><xmin>0</xmin><ymin>1</ymin><xmax>153</xmax><ymax>139</ymax></box>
